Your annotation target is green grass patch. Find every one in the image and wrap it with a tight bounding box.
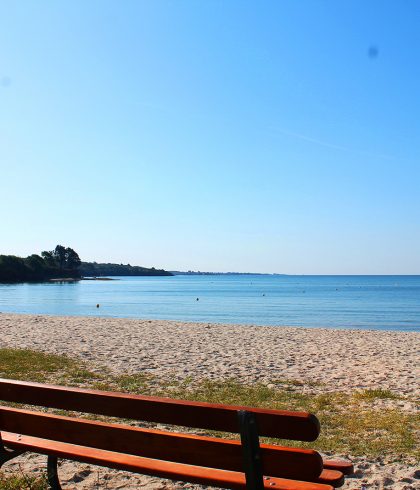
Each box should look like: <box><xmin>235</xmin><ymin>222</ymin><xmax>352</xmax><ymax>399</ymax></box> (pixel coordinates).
<box><xmin>0</xmin><ymin>472</ymin><xmax>47</xmax><ymax>490</ymax></box>
<box><xmin>154</xmin><ymin>378</ymin><xmax>313</xmax><ymax>410</ymax></box>
<box><xmin>273</xmin><ymin>378</ymin><xmax>323</xmax><ymax>389</ymax></box>
<box><xmin>92</xmin><ymin>373</ymin><xmax>151</xmax><ymax>394</ymax></box>
<box><xmin>353</xmin><ymin>388</ymin><xmax>401</xmax><ymax>401</ymax></box>
<box><xmin>0</xmin><ymin>348</ymin><xmax>103</xmax><ymax>386</ymax></box>
<box><xmin>313</xmin><ymin>407</ymin><xmax>419</xmax><ymax>458</ymax></box>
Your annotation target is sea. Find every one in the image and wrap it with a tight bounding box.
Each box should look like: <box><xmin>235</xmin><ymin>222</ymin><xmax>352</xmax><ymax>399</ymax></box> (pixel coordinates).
<box><xmin>1</xmin><ymin>275</ymin><xmax>419</xmax><ymax>332</ymax></box>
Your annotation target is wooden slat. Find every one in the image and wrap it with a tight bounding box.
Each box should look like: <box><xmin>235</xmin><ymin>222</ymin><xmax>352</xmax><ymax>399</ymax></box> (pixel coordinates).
<box><xmin>0</xmin><ymin>378</ymin><xmax>319</xmax><ymax>441</ymax></box>
<box><xmin>323</xmin><ymin>460</ymin><xmax>353</xmax><ymax>476</ymax></box>
<box><xmin>314</xmin><ymin>470</ymin><xmax>344</xmax><ymax>488</ymax></box>
<box><xmin>2</xmin><ymin>432</ymin><xmax>334</xmax><ymax>490</ymax></box>
<box><xmin>0</xmin><ymin>406</ymin><xmax>323</xmax><ymax>481</ymax></box>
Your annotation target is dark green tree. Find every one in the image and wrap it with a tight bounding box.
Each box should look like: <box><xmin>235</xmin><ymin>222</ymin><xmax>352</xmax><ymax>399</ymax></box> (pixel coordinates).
<box><xmin>65</xmin><ymin>247</ymin><xmax>81</xmax><ymax>270</ymax></box>
<box><xmin>52</xmin><ymin>245</ymin><xmax>67</xmax><ymax>272</ymax></box>
<box><xmin>41</xmin><ymin>251</ymin><xmax>56</xmax><ymax>267</ymax></box>
<box><xmin>0</xmin><ymin>245</ymin><xmax>83</xmax><ymax>282</ymax></box>
<box><xmin>25</xmin><ymin>254</ymin><xmax>46</xmax><ymax>280</ymax></box>
<box><xmin>0</xmin><ymin>255</ymin><xmax>27</xmax><ymax>282</ymax></box>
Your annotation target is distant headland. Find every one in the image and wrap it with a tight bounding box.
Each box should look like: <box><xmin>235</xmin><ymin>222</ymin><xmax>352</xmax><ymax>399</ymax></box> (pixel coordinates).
<box><xmin>171</xmin><ymin>271</ymin><xmax>286</xmax><ymax>276</ymax></box>
<box><xmin>0</xmin><ymin>245</ymin><xmax>172</xmax><ymax>283</ymax></box>
<box><xmin>80</xmin><ymin>262</ymin><xmax>172</xmax><ymax>277</ymax></box>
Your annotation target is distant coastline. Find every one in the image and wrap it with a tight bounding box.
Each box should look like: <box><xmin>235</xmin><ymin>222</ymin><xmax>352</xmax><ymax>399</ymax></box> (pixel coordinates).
<box><xmin>49</xmin><ymin>277</ymin><xmax>116</xmax><ymax>282</ymax></box>
<box><xmin>80</xmin><ymin>262</ymin><xmax>172</xmax><ymax>277</ymax></box>
<box><xmin>0</xmin><ymin>245</ymin><xmax>172</xmax><ymax>283</ymax></box>
<box><xmin>171</xmin><ymin>271</ymin><xmax>286</xmax><ymax>276</ymax></box>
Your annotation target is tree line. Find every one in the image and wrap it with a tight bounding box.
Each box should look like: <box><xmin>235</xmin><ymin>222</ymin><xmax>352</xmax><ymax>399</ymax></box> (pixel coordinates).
<box><xmin>0</xmin><ymin>246</ymin><xmax>173</xmax><ymax>282</ymax></box>
<box><xmin>0</xmin><ymin>245</ymin><xmax>81</xmax><ymax>282</ymax></box>
<box><xmin>79</xmin><ymin>262</ymin><xmax>172</xmax><ymax>277</ymax></box>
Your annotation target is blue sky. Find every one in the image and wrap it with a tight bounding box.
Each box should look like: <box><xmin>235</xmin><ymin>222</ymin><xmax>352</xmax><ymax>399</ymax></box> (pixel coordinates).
<box><xmin>1</xmin><ymin>1</ymin><xmax>419</xmax><ymax>274</ymax></box>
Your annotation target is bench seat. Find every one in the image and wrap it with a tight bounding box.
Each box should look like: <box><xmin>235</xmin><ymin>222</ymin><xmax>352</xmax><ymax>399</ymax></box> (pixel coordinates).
<box><xmin>2</xmin><ymin>431</ymin><xmax>342</xmax><ymax>490</ymax></box>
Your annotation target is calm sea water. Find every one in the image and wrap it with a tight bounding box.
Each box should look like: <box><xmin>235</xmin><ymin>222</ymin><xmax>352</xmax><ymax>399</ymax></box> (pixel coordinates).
<box><xmin>0</xmin><ymin>275</ymin><xmax>419</xmax><ymax>331</ymax></box>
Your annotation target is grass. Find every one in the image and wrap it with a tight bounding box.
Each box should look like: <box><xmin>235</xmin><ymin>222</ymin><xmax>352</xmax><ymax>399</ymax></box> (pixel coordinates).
<box><xmin>0</xmin><ymin>472</ymin><xmax>47</xmax><ymax>490</ymax></box>
<box><xmin>315</xmin><ymin>407</ymin><xmax>418</xmax><ymax>458</ymax></box>
<box><xmin>273</xmin><ymin>378</ymin><xmax>323</xmax><ymax>389</ymax></box>
<box><xmin>0</xmin><ymin>348</ymin><xmax>102</xmax><ymax>386</ymax></box>
<box><xmin>354</xmin><ymin>388</ymin><xmax>401</xmax><ymax>401</ymax></box>
<box><xmin>0</xmin><ymin>348</ymin><xmax>418</xmax><ymax>462</ymax></box>
<box><xmin>93</xmin><ymin>373</ymin><xmax>151</xmax><ymax>394</ymax></box>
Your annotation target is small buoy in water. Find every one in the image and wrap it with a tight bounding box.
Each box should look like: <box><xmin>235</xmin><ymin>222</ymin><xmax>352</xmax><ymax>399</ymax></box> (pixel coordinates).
<box><xmin>96</xmin><ymin>304</ymin><xmax>100</xmax><ymax>308</ymax></box>
<box><xmin>262</xmin><ymin>293</ymin><xmax>265</xmax><ymax>296</ymax></box>
<box><xmin>196</xmin><ymin>297</ymin><xmax>199</xmax><ymax>301</ymax></box>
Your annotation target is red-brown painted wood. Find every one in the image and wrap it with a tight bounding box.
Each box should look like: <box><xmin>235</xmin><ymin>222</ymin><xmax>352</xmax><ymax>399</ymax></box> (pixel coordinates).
<box><xmin>0</xmin><ymin>406</ymin><xmax>323</xmax><ymax>481</ymax></box>
<box><xmin>2</xmin><ymin>432</ymin><xmax>335</xmax><ymax>490</ymax></box>
<box><xmin>323</xmin><ymin>460</ymin><xmax>353</xmax><ymax>475</ymax></box>
<box><xmin>0</xmin><ymin>378</ymin><xmax>319</xmax><ymax>441</ymax></box>
<box><xmin>314</xmin><ymin>470</ymin><xmax>344</xmax><ymax>488</ymax></box>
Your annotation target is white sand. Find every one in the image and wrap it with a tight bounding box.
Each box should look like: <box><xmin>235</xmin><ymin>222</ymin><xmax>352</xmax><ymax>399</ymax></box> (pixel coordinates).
<box><xmin>1</xmin><ymin>313</ymin><xmax>419</xmax><ymax>489</ymax></box>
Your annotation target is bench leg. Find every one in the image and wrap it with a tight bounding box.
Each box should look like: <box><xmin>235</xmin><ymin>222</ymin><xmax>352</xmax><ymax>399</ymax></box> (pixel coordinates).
<box><xmin>0</xmin><ymin>433</ymin><xmax>25</xmax><ymax>468</ymax></box>
<box><xmin>47</xmin><ymin>456</ymin><xmax>62</xmax><ymax>490</ymax></box>
<box><xmin>238</xmin><ymin>410</ymin><xmax>264</xmax><ymax>490</ymax></box>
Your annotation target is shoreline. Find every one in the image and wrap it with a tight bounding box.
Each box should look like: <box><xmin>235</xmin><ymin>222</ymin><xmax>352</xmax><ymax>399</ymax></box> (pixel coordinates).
<box><xmin>0</xmin><ymin>310</ymin><xmax>418</xmax><ymax>333</ymax></box>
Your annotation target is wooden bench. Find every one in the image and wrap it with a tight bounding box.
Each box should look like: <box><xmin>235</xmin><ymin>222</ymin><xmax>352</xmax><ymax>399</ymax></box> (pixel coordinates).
<box><xmin>0</xmin><ymin>378</ymin><xmax>353</xmax><ymax>490</ymax></box>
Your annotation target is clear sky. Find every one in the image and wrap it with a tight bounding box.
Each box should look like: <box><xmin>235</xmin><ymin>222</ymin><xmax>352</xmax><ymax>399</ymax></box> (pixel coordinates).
<box><xmin>1</xmin><ymin>1</ymin><xmax>419</xmax><ymax>274</ymax></box>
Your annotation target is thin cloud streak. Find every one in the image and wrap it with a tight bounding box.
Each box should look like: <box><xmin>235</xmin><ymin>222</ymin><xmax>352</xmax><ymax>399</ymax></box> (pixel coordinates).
<box><xmin>271</xmin><ymin>127</ymin><xmax>394</xmax><ymax>160</ymax></box>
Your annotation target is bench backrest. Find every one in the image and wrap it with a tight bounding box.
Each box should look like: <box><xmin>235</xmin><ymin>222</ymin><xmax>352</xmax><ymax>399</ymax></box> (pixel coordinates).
<box><xmin>0</xmin><ymin>378</ymin><xmax>320</xmax><ymax>441</ymax></box>
<box><xmin>0</xmin><ymin>406</ymin><xmax>323</xmax><ymax>481</ymax></box>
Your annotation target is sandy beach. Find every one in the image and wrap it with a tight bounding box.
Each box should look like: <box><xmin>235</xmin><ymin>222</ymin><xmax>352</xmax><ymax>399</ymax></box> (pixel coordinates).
<box><xmin>1</xmin><ymin>313</ymin><xmax>419</xmax><ymax>489</ymax></box>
